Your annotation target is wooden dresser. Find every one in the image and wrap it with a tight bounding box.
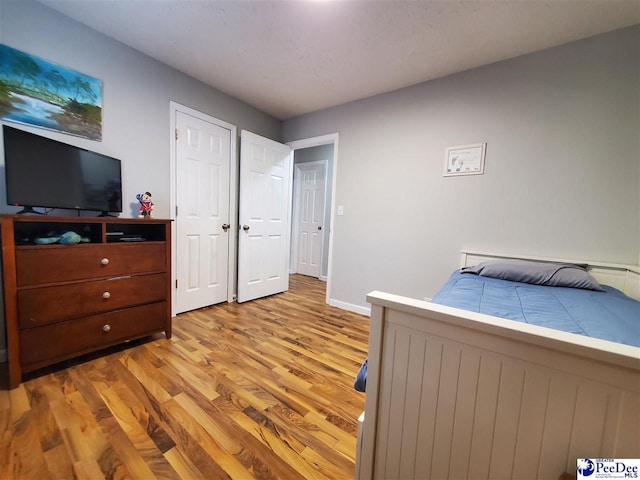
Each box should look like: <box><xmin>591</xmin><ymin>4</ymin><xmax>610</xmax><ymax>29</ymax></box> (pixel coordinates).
<box><xmin>1</xmin><ymin>215</ymin><xmax>172</xmax><ymax>389</ymax></box>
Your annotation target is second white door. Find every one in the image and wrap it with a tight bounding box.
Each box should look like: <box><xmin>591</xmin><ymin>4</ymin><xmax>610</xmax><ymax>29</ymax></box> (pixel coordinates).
<box><xmin>238</xmin><ymin>130</ymin><xmax>293</xmax><ymax>303</ymax></box>
<box><xmin>293</xmin><ymin>160</ymin><xmax>326</xmax><ymax>278</ymax></box>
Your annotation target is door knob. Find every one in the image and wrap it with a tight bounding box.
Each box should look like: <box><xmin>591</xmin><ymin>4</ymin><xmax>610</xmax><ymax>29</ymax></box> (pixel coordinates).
<box><xmin>317</xmin><ymin>226</ymin><xmax>322</xmax><ymax>231</ymax></box>
<box><xmin>222</xmin><ymin>223</ymin><xmax>230</xmax><ymax>232</ymax></box>
<box><xmin>243</xmin><ymin>225</ymin><xmax>250</xmax><ymax>231</ymax></box>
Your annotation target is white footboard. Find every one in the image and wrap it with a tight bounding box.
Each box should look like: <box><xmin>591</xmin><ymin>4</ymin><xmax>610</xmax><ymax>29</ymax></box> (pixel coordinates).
<box><xmin>357</xmin><ymin>291</ymin><xmax>640</xmax><ymax>480</ymax></box>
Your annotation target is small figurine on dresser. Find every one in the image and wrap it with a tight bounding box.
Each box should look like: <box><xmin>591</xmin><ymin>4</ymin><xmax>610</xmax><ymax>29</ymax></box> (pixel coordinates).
<box><xmin>136</xmin><ymin>192</ymin><xmax>154</xmax><ymax>218</ymax></box>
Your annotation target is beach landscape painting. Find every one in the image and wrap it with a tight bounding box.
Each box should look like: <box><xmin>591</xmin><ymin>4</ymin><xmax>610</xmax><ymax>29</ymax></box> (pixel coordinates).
<box><xmin>0</xmin><ymin>44</ymin><xmax>102</xmax><ymax>141</ymax></box>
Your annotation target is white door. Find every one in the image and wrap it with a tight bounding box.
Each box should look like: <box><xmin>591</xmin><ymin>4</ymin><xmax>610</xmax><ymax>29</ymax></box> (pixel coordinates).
<box><xmin>293</xmin><ymin>161</ymin><xmax>326</xmax><ymax>278</ymax></box>
<box><xmin>175</xmin><ymin>111</ymin><xmax>231</xmax><ymax>313</ymax></box>
<box><xmin>238</xmin><ymin>130</ymin><xmax>293</xmax><ymax>303</ymax></box>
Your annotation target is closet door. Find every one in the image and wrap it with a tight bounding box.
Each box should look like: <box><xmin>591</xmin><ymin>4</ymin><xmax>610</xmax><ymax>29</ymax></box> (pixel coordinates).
<box><xmin>237</xmin><ymin>130</ymin><xmax>292</xmax><ymax>303</ymax></box>
<box><xmin>175</xmin><ymin>110</ymin><xmax>232</xmax><ymax>312</ymax></box>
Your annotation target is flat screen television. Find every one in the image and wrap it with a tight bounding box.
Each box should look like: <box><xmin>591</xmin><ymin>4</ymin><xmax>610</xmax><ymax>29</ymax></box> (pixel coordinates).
<box><xmin>3</xmin><ymin>125</ymin><xmax>122</xmax><ymax>215</ymax></box>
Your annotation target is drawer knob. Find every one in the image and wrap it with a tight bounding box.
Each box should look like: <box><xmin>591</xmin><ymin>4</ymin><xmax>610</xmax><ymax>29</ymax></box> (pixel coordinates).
<box><xmin>101</xmin><ymin>258</ymin><xmax>110</xmax><ymax>265</ymax></box>
<box><xmin>102</xmin><ymin>324</ymin><xmax>111</xmax><ymax>332</ymax></box>
<box><xmin>102</xmin><ymin>291</ymin><xmax>111</xmax><ymax>299</ymax></box>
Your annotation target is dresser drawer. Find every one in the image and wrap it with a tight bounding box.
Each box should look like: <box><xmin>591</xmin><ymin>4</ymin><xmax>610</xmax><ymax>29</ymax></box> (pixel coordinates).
<box><xmin>18</xmin><ymin>273</ymin><xmax>167</xmax><ymax>329</ymax></box>
<box><xmin>20</xmin><ymin>301</ymin><xmax>167</xmax><ymax>371</ymax></box>
<box><xmin>16</xmin><ymin>243</ymin><xmax>166</xmax><ymax>286</ymax></box>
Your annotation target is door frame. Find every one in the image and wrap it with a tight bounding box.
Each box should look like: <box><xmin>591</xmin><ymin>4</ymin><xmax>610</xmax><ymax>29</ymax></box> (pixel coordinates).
<box><xmin>286</xmin><ymin>133</ymin><xmax>338</xmax><ymax>306</ymax></box>
<box><xmin>169</xmin><ymin>101</ymin><xmax>237</xmax><ymax>316</ymax></box>
<box><xmin>291</xmin><ymin>159</ymin><xmax>328</xmax><ymax>279</ymax></box>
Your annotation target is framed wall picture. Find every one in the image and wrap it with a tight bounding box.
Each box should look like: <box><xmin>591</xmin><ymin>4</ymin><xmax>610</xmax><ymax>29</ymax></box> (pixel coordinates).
<box><xmin>444</xmin><ymin>143</ymin><xmax>486</xmax><ymax>176</ymax></box>
<box><xmin>0</xmin><ymin>44</ymin><xmax>103</xmax><ymax>140</ymax></box>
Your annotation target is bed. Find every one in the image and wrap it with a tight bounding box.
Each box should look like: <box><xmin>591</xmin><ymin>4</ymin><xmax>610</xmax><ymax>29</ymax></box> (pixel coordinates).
<box><xmin>355</xmin><ymin>251</ymin><xmax>640</xmax><ymax>480</ymax></box>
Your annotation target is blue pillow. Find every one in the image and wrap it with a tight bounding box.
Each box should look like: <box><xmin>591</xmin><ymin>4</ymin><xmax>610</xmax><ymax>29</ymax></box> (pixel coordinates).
<box><xmin>354</xmin><ymin>358</ymin><xmax>367</xmax><ymax>392</ymax></box>
<box><xmin>461</xmin><ymin>259</ymin><xmax>604</xmax><ymax>291</ymax></box>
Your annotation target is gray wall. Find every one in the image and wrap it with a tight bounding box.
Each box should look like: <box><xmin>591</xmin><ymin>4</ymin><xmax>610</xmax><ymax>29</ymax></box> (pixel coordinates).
<box><xmin>0</xmin><ymin>0</ymin><xmax>281</xmax><ymax>219</ymax></box>
<box><xmin>292</xmin><ymin>144</ymin><xmax>334</xmax><ymax>278</ymax></box>
<box><xmin>0</xmin><ymin>0</ymin><xmax>282</xmax><ymax>357</ymax></box>
<box><xmin>283</xmin><ymin>26</ymin><xmax>640</xmax><ymax>310</ymax></box>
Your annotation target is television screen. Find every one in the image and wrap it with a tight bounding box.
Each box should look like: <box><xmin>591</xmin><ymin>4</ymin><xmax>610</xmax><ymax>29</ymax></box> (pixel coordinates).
<box><xmin>3</xmin><ymin>125</ymin><xmax>122</xmax><ymax>214</ymax></box>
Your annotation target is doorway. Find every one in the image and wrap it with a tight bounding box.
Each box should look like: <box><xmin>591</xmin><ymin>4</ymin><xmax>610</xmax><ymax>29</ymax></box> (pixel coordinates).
<box><xmin>287</xmin><ymin>134</ymin><xmax>338</xmax><ymax>305</ymax></box>
<box><xmin>292</xmin><ymin>159</ymin><xmax>327</xmax><ymax>279</ymax></box>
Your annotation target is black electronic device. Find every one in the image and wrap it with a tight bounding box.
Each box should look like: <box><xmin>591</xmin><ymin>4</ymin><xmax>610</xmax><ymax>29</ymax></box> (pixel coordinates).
<box><xmin>3</xmin><ymin>125</ymin><xmax>123</xmax><ymax>215</ymax></box>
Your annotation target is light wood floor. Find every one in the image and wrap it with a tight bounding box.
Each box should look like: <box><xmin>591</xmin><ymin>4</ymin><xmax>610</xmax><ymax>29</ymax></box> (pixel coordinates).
<box><xmin>0</xmin><ymin>275</ymin><xmax>369</xmax><ymax>479</ymax></box>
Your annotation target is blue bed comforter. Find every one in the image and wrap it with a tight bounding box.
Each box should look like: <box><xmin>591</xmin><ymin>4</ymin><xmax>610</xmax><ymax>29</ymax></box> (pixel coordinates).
<box><xmin>354</xmin><ymin>270</ymin><xmax>639</xmax><ymax>392</ymax></box>
<box><xmin>432</xmin><ymin>271</ymin><xmax>640</xmax><ymax>348</ymax></box>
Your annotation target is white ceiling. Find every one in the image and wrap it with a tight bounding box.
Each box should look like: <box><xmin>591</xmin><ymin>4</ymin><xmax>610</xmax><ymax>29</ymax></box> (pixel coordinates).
<box><xmin>38</xmin><ymin>0</ymin><xmax>639</xmax><ymax>120</ymax></box>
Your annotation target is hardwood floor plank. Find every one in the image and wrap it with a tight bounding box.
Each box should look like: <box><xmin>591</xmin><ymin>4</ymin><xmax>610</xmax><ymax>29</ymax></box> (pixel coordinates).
<box><xmin>175</xmin><ymin>391</ymin><xmax>306</xmax><ymax>480</ymax></box>
<box><xmin>164</xmin><ymin>445</ymin><xmax>209</xmax><ymax>480</ymax></box>
<box><xmin>0</xmin><ymin>275</ymin><xmax>369</xmax><ymax>479</ymax></box>
<box><xmin>303</xmin><ymin>409</ymin><xmax>357</xmax><ymax>451</ymax></box>
<box><xmin>74</xmin><ymin>363</ymin><xmax>158</xmax><ymax>478</ymax></box>
<box><xmin>233</xmin><ymin>405</ymin><xmax>334</xmax><ymax>480</ymax></box>
<box><xmin>201</xmin><ymin>346</ymin><xmax>307</xmax><ymax>415</ymax></box>
<box><xmin>8</xmin><ymin>409</ymin><xmax>50</xmax><ymax>479</ymax></box>
<box><xmin>258</xmin><ymin>345</ymin><xmax>363</xmax><ymax>422</ymax></box>
<box><xmin>0</xmin><ymin>389</ymin><xmax>13</xmax><ymax>480</ymax></box>
<box><xmin>106</xmin><ymin>359</ymin><xmax>176</xmax><ymax>455</ymax></box>
<box><xmin>62</xmin><ymin>367</ymin><xmax>130</xmax><ymax>478</ymax></box>
<box><xmin>162</xmin><ymin>397</ymin><xmax>244</xmax><ymax>479</ymax></box>
<box><xmin>266</xmin><ymin>403</ymin><xmax>349</xmax><ymax>462</ymax></box>
<box><xmin>302</xmin><ymin>445</ymin><xmax>356</xmax><ymax>480</ymax></box>
<box><xmin>91</xmin><ymin>360</ymin><xmax>180</xmax><ymax>479</ymax></box>
<box><xmin>118</xmin><ymin>354</ymin><xmax>173</xmax><ymax>405</ymax></box>
<box><xmin>24</xmin><ymin>377</ymin><xmax>64</xmax><ymax>456</ymax></box>
<box><xmin>43</xmin><ymin>442</ymin><xmax>76</xmax><ymax>480</ymax></box>
<box><xmin>9</xmin><ymin>385</ymin><xmax>30</xmax><ymax>422</ymax></box>
<box><xmin>88</xmin><ymin>410</ymin><xmax>158</xmax><ymax>480</ymax></box>
<box><xmin>72</xmin><ymin>459</ymin><xmax>107</xmax><ymax>480</ymax></box>
<box><xmin>150</xmin><ymin>347</ymin><xmax>221</xmax><ymax>402</ymax></box>
<box><xmin>127</xmin><ymin>347</ymin><xmax>183</xmax><ymax>398</ymax></box>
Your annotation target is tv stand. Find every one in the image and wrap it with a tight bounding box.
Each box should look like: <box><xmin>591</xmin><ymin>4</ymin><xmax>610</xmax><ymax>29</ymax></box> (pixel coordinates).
<box><xmin>15</xmin><ymin>206</ymin><xmax>44</xmax><ymax>215</ymax></box>
<box><xmin>98</xmin><ymin>211</ymin><xmax>117</xmax><ymax>217</ymax></box>
<box><xmin>0</xmin><ymin>214</ymin><xmax>172</xmax><ymax>389</ymax></box>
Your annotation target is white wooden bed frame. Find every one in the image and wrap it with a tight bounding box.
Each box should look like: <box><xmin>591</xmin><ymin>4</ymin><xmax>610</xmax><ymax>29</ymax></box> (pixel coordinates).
<box><xmin>356</xmin><ymin>251</ymin><xmax>640</xmax><ymax>480</ymax></box>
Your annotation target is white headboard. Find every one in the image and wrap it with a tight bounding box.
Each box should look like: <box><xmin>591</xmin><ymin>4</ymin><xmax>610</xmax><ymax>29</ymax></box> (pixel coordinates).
<box><xmin>460</xmin><ymin>250</ymin><xmax>640</xmax><ymax>301</ymax></box>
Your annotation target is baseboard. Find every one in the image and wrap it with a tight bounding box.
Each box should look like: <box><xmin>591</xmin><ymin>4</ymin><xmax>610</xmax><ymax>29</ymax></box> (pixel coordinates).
<box><xmin>0</xmin><ymin>348</ymin><xmax>6</xmax><ymax>363</ymax></box>
<box><xmin>319</xmin><ymin>275</ymin><xmax>328</xmax><ymax>281</ymax></box>
<box><xmin>328</xmin><ymin>298</ymin><xmax>371</xmax><ymax>316</ymax></box>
